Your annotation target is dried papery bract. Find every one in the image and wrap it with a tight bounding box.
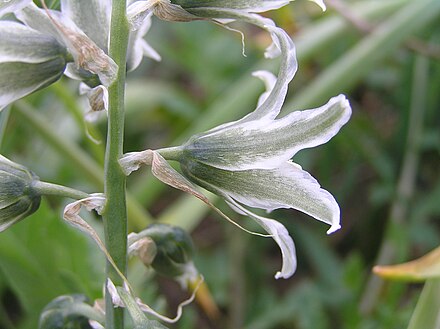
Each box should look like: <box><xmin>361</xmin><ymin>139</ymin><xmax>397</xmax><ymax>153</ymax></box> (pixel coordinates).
<box><xmin>79</xmin><ymin>83</ymin><xmax>109</xmax><ymax>122</ymax></box>
<box><xmin>63</xmin><ymin>194</ymin><xmax>131</xmax><ymax>290</ymax></box>
<box><xmin>39</xmin><ymin>0</ymin><xmax>117</xmax><ymax>86</ymax></box>
<box><xmin>107</xmin><ymin>277</ymin><xmax>202</xmax><ymax>325</ymax></box>
<box><xmin>120</xmin><ymin>150</ymin><xmax>272</xmax><ymax>238</ymax></box>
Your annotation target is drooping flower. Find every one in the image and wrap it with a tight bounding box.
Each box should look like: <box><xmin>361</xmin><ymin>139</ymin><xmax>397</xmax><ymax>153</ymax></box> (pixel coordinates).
<box><xmin>120</xmin><ymin>0</ymin><xmax>348</xmax><ymax>280</ymax></box>
<box><xmin>121</xmin><ymin>84</ymin><xmax>351</xmax><ymax>280</ymax></box>
<box><xmin>0</xmin><ymin>20</ymin><xmax>68</xmax><ymax>110</ymax></box>
<box><xmin>128</xmin><ymin>0</ymin><xmax>326</xmax><ymax>26</ymax></box>
<box><xmin>0</xmin><ymin>0</ymin><xmax>159</xmax><ymax>111</ymax></box>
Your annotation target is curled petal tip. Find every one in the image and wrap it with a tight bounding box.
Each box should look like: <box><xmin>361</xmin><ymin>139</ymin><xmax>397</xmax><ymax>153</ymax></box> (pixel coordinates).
<box><xmin>312</xmin><ymin>0</ymin><xmax>327</xmax><ymax>11</ymax></box>
<box><xmin>326</xmin><ymin>223</ymin><xmax>341</xmax><ymax>235</ymax></box>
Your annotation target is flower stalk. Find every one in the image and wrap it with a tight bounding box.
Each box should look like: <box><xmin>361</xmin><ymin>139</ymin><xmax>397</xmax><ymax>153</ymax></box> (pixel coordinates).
<box><xmin>101</xmin><ymin>1</ymin><xmax>130</xmax><ymax>328</ymax></box>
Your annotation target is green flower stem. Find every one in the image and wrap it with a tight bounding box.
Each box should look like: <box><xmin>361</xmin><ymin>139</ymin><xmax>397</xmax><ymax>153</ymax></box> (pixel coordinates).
<box><xmin>157</xmin><ymin>146</ymin><xmax>184</xmax><ymax>161</ymax></box>
<box><xmin>102</xmin><ymin>1</ymin><xmax>130</xmax><ymax>328</ymax></box>
<box><xmin>33</xmin><ymin>181</ymin><xmax>89</xmax><ymax>200</ymax></box>
<box><xmin>12</xmin><ymin>101</ymin><xmax>154</xmax><ymax>229</ymax></box>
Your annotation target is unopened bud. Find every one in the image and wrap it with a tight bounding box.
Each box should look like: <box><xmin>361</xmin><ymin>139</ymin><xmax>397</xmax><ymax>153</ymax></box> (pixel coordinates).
<box><xmin>0</xmin><ymin>155</ymin><xmax>41</xmax><ymax>232</ymax></box>
<box><xmin>39</xmin><ymin>294</ymin><xmax>98</xmax><ymax>329</ymax></box>
<box><xmin>129</xmin><ymin>223</ymin><xmax>197</xmax><ymax>284</ymax></box>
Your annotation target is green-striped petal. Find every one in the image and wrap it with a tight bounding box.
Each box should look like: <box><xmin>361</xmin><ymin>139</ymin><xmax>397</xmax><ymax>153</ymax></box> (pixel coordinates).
<box><xmin>183</xmin><ymin>95</ymin><xmax>351</xmax><ymax>171</ymax></box>
<box><xmin>0</xmin><ymin>21</ymin><xmax>67</xmax><ymax>110</ymax></box>
<box><xmin>180</xmin><ymin>159</ymin><xmax>341</xmax><ymax>233</ymax></box>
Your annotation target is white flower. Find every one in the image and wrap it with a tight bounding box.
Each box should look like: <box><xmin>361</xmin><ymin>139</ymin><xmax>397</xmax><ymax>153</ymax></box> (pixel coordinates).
<box><xmin>120</xmin><ymin>34</ymin><xmax>350</xmax><ymax>280</ymax></box>
<box><xmin>0</xmin><ymin>0</ymin><xmax>159</xmax><ymax>110</ymax></box>
<box><xmin>120</xmin><ymin>83</ymin><xmax>351</xmax><ymax>280</ymax></box>
<box><xmin>176</xmin><ymin>86</ymin><xmax>351</xmax><ymax>279</ymax></box>
<box><xmin>119</xmin><ymin>0</ymin><xmax>348</xmax><ymax>280</ymax></box>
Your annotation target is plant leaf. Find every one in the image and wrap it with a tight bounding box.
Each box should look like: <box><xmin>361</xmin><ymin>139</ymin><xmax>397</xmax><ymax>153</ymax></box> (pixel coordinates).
<box><xmin>374</xmin><ymin>246</ymin><xmax>440</xmax><ymax>281</ymax></box>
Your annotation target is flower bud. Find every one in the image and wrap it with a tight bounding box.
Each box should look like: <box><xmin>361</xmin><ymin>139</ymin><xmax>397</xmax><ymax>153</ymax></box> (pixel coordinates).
<box><xmin>129</xmin><ymin>224</ymin><xmax>198</xmax><ymax>285</ymax></box>
<box><xmin>39</xmin><ymin>294</ymin><xmax>97</xmax><ymax>329</ymax></box>
<box><xmin>0</xmin><ymin>155</ymin><xmax>42</xmax><ymax>232</ymax></box>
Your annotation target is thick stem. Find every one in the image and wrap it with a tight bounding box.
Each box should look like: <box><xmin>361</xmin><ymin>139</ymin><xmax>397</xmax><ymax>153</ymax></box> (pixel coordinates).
<box><xmin>102</xmin><ymin>1</ymin><xmax>129</xmax><ymax>328</ymax></box>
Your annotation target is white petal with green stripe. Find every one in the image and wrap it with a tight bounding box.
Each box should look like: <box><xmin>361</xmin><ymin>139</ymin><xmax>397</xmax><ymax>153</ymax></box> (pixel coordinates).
<box><xmin>183</xmin><ymin>95</ymin><xmax>351</xmax><ymax>171</ymax></box>
<box><xmin>0</xmin><ymin>21</ymin><xmax>67</xmax><ymax>110</ymax></box>
<box><xmin>180</xmin><ymin>159</ymin><xmax>340</xmax><ymax>234</ymax></box>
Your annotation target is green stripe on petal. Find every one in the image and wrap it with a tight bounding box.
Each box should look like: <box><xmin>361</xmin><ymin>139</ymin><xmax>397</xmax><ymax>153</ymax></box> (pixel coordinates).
<box><xmin>183</xmin><ymin>94</ymin><xmax>351</xmax><ymax>171</ymax></box>
<box><xmin>180</xmin><ymin>160</ymin><xmax>340</xmax><ymax>233</ymax></box>
<box><xmin>0</xmin><ymin>22</ymin><xmax>67</xmax><ymax>110</ymax></box>
<box><xmin>171</xmin><ymin>0</ymin><xmax>291</xmax><ymax>12</ymax></box>
<box><xmin>0</xmin><ymin>59</ymin><xmax>67</xmax><ymax>110</ymax></box>
<box><xmin>0</xmin><ymin>21</ymin><xmax>65</xmax><ymax>63</ymax></box>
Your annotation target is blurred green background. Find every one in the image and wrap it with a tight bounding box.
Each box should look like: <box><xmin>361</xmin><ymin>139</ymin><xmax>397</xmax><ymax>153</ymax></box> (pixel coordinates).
<box><xmin>1</xmin><ymin>0</ymin><xmax>439</xmax><ymax>328</ymax></box>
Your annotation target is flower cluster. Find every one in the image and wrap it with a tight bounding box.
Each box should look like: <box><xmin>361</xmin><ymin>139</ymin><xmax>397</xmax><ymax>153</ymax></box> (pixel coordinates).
<box><xmin>121</xmin><ymin>0</ymin><xmax>352</xmax><ymax>279</ymax></box>
<box><xmin>0</xmin><ymin>0</ymin><xmax>159</xmax><ymax>112</ymax></box>
<box><xmin>1</xmin><ymin>0</ymin><xmax>353</xmax><ymax>326</ymax></box>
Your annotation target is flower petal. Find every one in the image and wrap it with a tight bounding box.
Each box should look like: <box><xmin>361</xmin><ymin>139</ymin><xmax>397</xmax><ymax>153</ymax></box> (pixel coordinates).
<box><xmin>126</xmin><ymin>14</ymin><xmax>161</xmax><ymax>72</ymax></box>
<box><xmin>60</xmin><ymin>0</ymin><xmax>111</xmax><ymax>53</ymax></box>
<box><xmin>0</xmin><ymin>0</ymin><xmax>31</xmax><ymax>17</ymax></box>
<box><xmin>252</xmin><ymin>70</ymin><xmax>277</xmax><ymax>107</ymax></box>
<box><xmin>310</xmin><ymin>0</ymin><xmax>326</xmax><ymax>11</ymax></box>
<box><xmin>15</xmin><ymin>3</ymin><xmax>65</xmax><ymax>42</ymax></box>
<box><xmin>183</xmin><ymin>94</ymin><xmax>351</xmax><ymax>171</ymax></box>
<box><xmin>0</xmin><ymin>60</ymin><xmax>67</xmax><ymax>110</ymax></box>
<box><xmin>171</xmin><ymin>0</ymin><xmax>291</xmax><ymax>12</ymax></box>
<box><xmin>0</xmin><ymin>21</ymin><xmax>65</xmax><ymax>64</ymax></box>
<box><xmin>180</xmin><ymin>160</ymin><xmax>341</xmax><ymax>233</ymax></box>
<box><xmin>226</xmin><ymin>197</ymin><xmax>296</xmax><ymax>279</ymax></box>
<box><xmin>0</xmin><ymin>22</ymin><xmax>67</xmax><ymax>110</ymax></box>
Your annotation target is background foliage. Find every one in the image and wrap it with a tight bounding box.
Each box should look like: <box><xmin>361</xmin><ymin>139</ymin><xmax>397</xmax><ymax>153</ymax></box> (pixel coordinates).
<box><xmin>1</xmin><ymin>0</ymin><xmax>439</xmax><ymax>328</ymax></box>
